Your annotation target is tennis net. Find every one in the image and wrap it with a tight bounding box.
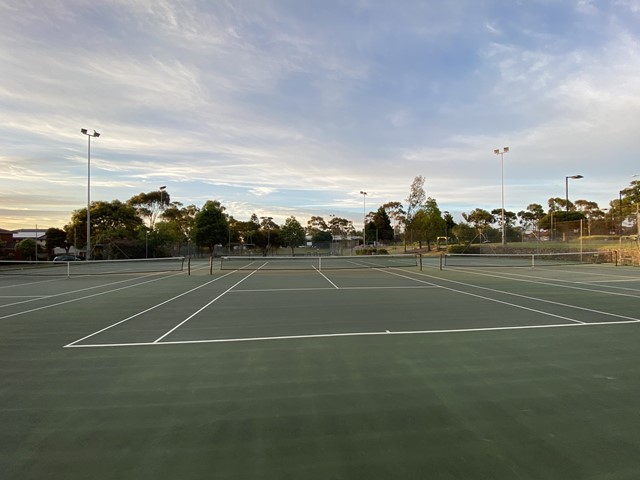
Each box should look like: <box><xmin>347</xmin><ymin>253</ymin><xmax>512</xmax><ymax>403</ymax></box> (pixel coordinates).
<box><xmin>442</xmin><ymin>251</ymin><xmax>613</xmax><ymax>268</ymax></box>
<box><xmin>220</xmin><ymin>254</ymin><xmax>420</xmax><ymax>271</ymax></box>
<box><xmin>0</xmin><ymin>257</ymin><xmax>186</xmax><ymax>276</ymax></box>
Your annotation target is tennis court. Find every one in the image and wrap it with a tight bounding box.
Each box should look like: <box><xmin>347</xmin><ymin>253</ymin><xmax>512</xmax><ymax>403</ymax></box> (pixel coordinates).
<box><xmin>2</xmin><ymin>256</ymin><xmax>640</xmax><ymax>479</ymax></box>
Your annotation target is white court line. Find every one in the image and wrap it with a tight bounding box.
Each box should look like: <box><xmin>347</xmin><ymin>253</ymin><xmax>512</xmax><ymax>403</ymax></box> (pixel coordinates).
<box><xmin>0</xmin><ymin>271</ymin><xmax>176</xmax><ymax>310</ymax></box>
<box><xmin>1</xmin><ymin>270</ymin><xmax>186</xmax><ymax>321</ymax></box>
<box><xmin>0</xmin><ymin>295</ymin><xmax>51</xmax><ymax>299</ymax></box>
<box><xmin>314</xmin><ymin>267</ymin><xmax>339</xmax><ymax>289</ymax></box>
<box><xmin>581</xmin><ymin>278</ymin><xmax>640</xmax><ymax>285</ymax></box>
<box><xmin>152</xmin><ymin>269</ymin><xmax>259</xmax><ymax>343</ymax></box>
<box><xmin>64</xmin><ymin>318</ymin><xmax>640</xmax><ymax>349</ymax></box>
<box><xmin>382</xmin><ymin>268</ymin><xmax>587</xmax><ymax>324</ymax></box>
<box><xmin>65</xmin><ymin>271</ymin><xmax>238</xmax><ymax>347</ymax></box>
<box><xmin>0</xmin><ymin>276</ymin><xmax>62</xmax><ymax>290</ymax></box>
<box><xmin>429</xmin><ymin>263</ymin><xmax>640</xmax><ymax>296</ymax></box>
<box><xmin>230</xmin><ymin>285</ymin><xmax>437</xmax><ymax>293</ymax></box>
<box><xmin>415</xmin><ymin>266</ymin><xmax>640</xmax><ymax>321</ymax></box>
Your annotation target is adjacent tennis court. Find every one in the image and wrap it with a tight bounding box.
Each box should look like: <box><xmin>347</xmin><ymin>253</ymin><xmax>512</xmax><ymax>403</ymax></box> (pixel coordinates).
<box><xmin>2</xmin><ymin>256</ymin><xmax>640</xmax><ymax>479</ymax></box>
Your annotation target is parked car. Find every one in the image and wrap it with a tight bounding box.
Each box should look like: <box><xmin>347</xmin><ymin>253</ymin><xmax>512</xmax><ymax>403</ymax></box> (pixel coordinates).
<box><xmin>53</xmin><ymin>255</ymin><xmax>81</xmax><ymax>262</ymax></box>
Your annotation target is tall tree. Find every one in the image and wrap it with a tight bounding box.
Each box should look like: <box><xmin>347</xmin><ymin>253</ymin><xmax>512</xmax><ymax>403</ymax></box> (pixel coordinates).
<box><xmin>279</xmin><ymin>217</ymin><xmax>306</xmax><ymax>255</ymax></box>
<box><xmin>407</xmin><ymin>198</ymin><xmax>445</xmax><ymax>250</ymax></box>
<box><xmin>193</xmin><ymin>200</ymin><xmax>228</xmax><ymax>255</ymax></box>
<box><xmin>382</xmin><ymin>201</ymin><xmax>406</xmax><ymax>235</ymax></box>
<box><xmin>405</xmin><ymin>176</ymin><xmax>426</xmax><ymax>224</ymax></box>
<box><xmin>45</xmin><ymin>227</ymin><xmax>68</xmax><ymax>255</ymax></box>
<box><xmin>159</xmin><ymin>202</ymin><xmax>199</xmax><ymax>253</ymax></box>
<box><xmin>127</xmin><ymin>190</ymin><xmax>171</xmax><ymax>229</ymax></box>
<box><xmin>366</xmin><ymin>206</ymin><xmax>394</xmax><ymax>243</ymax></box>
<box><xmin>65</xmin><ymin>200</ymin><xmax>143</xmax><ymax>254</ymax></box>
<box><xmin>306</xmin><ymin>216</ymin><xmax>328</xmax><ymax>235</ymax></box>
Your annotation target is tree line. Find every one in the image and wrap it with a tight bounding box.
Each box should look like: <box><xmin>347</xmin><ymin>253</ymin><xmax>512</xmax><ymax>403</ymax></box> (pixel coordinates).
<box><xmin>11</xmin><ymin>175</ymin><xmax>640</xmax><ymax>260</ymax></box>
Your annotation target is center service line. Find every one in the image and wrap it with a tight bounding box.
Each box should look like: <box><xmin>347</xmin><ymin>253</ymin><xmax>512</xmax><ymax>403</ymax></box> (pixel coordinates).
<box><xmin>153</xmin><ymin>269</ymin><xmax>260</xmax><ymax>343</ymax></box>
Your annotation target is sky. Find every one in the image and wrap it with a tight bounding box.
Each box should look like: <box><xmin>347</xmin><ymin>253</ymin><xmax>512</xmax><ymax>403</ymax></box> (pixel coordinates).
<box><xmin>1</xmin><ymin>0</ymin><xmax>640</xmax><ymax>232</ymax></box>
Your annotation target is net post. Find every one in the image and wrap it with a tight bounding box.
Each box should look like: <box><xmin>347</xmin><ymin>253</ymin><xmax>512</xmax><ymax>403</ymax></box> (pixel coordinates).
<box><xmin>67</xmin><ymin>261</ymin><xmax>71</xmax><ymax>279</ymax></box>
<box><xmin>209</xmin><ymin>255</ymin><xmax>213</xmax><ymax>275</ymax></box>
<box><xmin>319</xmin><ymin>256</ymin><xmax>322</xmax><ymax>271</ymax></box>
<box><xmin>531</xmin><ymin>254</ymin><xmax>535</xmax><ymax>268</ymax></box>
<box><xmin>438</xmin><ymin>253</ymin><xmax>442</xmax><ymax>271</ymax></box>
<box><xmin>418</xmin><ymin>254</ymin><xmax>423</xmax><ymax>271</ymax></box>
<box><xmin>188</xmin><ymin>257</ymin><xmax>191</xmax><ymax>276</ymax></box>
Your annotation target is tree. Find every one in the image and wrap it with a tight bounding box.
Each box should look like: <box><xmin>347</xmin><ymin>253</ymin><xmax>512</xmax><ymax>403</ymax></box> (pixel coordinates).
<box><xmin>517</xmin><ymin>203</ymin><xmax>545</xmax><ymax>238</ymax></box>
<box><xmin>45</xmin><ymin>227</ymin><xmax>68</xmax><ymax>256</ymax></box>
<box><xmin>451</xmin><ymin>223</ymin><xmax>476</xmax><ymax>245</ymax></box>
<box><xmin>159</xmin><ymin>202</ymin><xmax>199</xmax><ymax>254</ymax></box>
<box><xmin>127</xmin><ymin>190</ymin><xmax>171</xmax><ymax>229</ymax></box>
<box><xmin>279</xmin><ymin>217</ymin><xmax>306</xmax><ymax>255</ymax></box>
<box><xmin>382</xmin><ymin>201</ymin><xmax>406</xmax><ymax>236</ymax></box>
<box><xmin>366</xmin><ymin>206</ymin><xmax>394</xmax><ymax>243</ymax></box>
<box><xmin>255</xmin><ymin>216</ymin><xmax>280</xmax><ymax>256</ymax></box>
<box><xmin>65</xmin><ymin>200</ymin><xmax>143</xmax><ymax>257</ymax></box>
<box><xmin>407</xmin><ymin>198</ymin><xmax>445</xmax><ymax>250</ymax></box>
<box><xmin>405</xmin><ymin>176</ymin><xmax>426</xmax><ymax>224</ymax></box>
<box><xmin>15</xmin><ymin>238</ymin><xmax>37</xmax><ymax>260</ymax></box>
<box><xmin>327</xmin><ymin>216</ymin><xmax>355</xmax><ymax>237</ymax></box>
<box><xmin>306</xmin><ymin>216</ymin><xmax>328</xmax><ymax>236</ymax></box>
<box><xmin>462</xmin><ymin>208</ymin><xmax>495</xmax><ymax>241</ymax></box>
<box><xmin>574</xmin><ymin>200</ymin><xmax>603</xmax><ymax>236</ymax></box>
<box><xmin>193</xmin><ymin>200</ymin><xmax>228</xmax><ymax>255</ymax></box>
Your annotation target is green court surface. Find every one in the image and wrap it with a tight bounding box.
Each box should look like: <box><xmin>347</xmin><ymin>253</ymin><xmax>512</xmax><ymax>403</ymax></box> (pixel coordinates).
<box><xmin>2</xmin><ymin>258</ymin><xmax>640</xmax><ymax>479</ymax></box>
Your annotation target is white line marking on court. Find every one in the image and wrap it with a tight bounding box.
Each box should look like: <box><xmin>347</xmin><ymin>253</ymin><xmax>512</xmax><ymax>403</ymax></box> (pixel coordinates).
<box><xmin>314</xmin><ymin>267</ymin><xmax>340</xmax><ymax>289</ymax></box>
<box><xmin>0</xmin><ymin>271</ymin><xmax>173</xmax><ymax>310</ymax></box>
<box><xmin>0</xmin><ymin>295</ymin><xmax>51</xmax><ymax>298</ymax></box>
<box><xmin>152</xmin><ymin>270</ymin><xmax>259</xmax><ymax>344</ymax></box>
<box><xmin>64</xmin><ymin>271</ymin><xmax>238</xmax><ymax>347</ymax></box>
<box><xmin>63</xmin><ymin>318</ymin><xmax>640</xmax><ymax>349</ymax></box>
<box><xmin>393</xmin><ymin>268</ymin><xmax>640</xmax><ymax>323</ymax></box>
<box><xmin>2</xmin><ymin>271</ymin><xmax>185</xmax><ymax>321</ymax></box>
<box><xmin>429</xmin><ymin>264</ymin><xmax>640</xmax><ymax>297</ymax></box>
<box><xmin>230</xmin><ymin>285</ymin><xmax>437</xmax><ymax>293</ymax></box>
<box><xmin>382</xmin><ymin>269</ymin><xmax>587</xmax><ymax>324</ymax></box>
<box><xmin>0</xmin><ymin>276</ymin><xmax>63</xmax><ymax>290</ymax></box>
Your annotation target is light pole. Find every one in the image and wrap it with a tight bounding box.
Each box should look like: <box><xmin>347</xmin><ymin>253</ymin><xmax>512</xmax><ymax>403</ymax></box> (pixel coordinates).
<box><xmin>619</xmin><ymin>190</ymin><xmax>624</xmax><ymax>236</ymax></box>
<box><xmin>565</xmin><ymin>175</ymin><xmax>583</xmax><ymax>212</ymax></box>
<box><xmin>360</xmin><ymin>191</ymin><xmax>367</xmax><ymax>245</ymax></box>
<box><xmin>493</xmin><ymin>147</ymin><xmax>509</xmax><ymax>246</ymax></box>
<box><xmin>81</xmin><ymin>128</ymin><xmax>100</xmax><ymax>260</ymax></box>
<box><xmin>443</xmin><ymin>211</ymin><xmax>449</xmax><ymax>245</ymax></box>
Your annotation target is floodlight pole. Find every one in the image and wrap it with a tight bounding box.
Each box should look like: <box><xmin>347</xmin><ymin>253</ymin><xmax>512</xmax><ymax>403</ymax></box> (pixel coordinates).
<box><xmin>619</xmin><ymin>190</ymin><xmax>624</xmax><ymax>236</ymax></box>
<box><xmin>493</xmin><ymin>147</ymin><xmax>509</xmax><ymax>246</ymax></box>
<box><xmin>81</xmin><ymin>128</ymin><xmax>100</xmax><ymax>260</ymax></box>
<box><xmin>360</xmin><ymin>191</ymin><xmax>367</xmax><ymax>245</ymax></box>
<box><xmin>565</xmin><ymin>175</ymin><xmax>583</xmax><ymax>212</ymax></box>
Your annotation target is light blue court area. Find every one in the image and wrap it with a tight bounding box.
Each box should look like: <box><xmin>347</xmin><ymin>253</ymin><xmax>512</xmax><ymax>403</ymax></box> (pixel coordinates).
<box><xmin>1</xmin><ymin>258</ymin><xmax>640</xmax><ymax>479</ymax></box>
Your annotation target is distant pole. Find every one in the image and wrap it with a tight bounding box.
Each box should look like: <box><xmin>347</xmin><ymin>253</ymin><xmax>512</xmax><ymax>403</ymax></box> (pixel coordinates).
<box><xmin>565</xmin><ymin>175</ymin><xmax>583</xmax><ymax>212</ymax></box>
<box><xmin>493</xmin><ymin>147</ymin><xmax>509</xmax><ymax>246</ymax></box>
<box><xmin>81</xmin><ymin>128</ymin><xmax>101</xmax><ymax>260</ymax></box>
<box><xmin>360</xmin><ymin>191</ymin><xmax>367</xmax><ymax>245</ymax></box>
